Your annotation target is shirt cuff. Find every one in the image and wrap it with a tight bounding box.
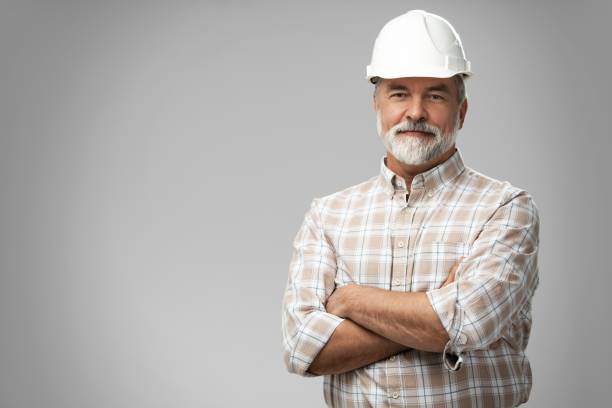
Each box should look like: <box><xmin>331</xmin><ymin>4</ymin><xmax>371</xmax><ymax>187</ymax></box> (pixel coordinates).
<box><xmin>442</xmin><ymin>340</ymin><xmax>464</xmax><ymax>371</ymax></box>
<box><xmin>427</xmin><ymin>284</ymin><xmax>467</xmax><ymax>371</ymax></box>
<box><xmin>290</xmin><ymin>311</ymin><xmax>345</xmax><ymax>377</ymax></box>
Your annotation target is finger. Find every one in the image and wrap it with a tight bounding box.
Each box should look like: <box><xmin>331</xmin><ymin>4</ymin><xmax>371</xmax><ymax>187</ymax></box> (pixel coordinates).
<box><xmin>444</xmin><ymin>257</ymin><xmax>464</xmax><ymax>286</ymax></box>
<box><xmin>450</xmin><ymin>256</ymin><xmax>464</xmax><ymax>275</ymax></box>
<box><xmin>443</xmin><ymin>268</ymin><xmax>456</xmax><ymax>286</ymax></box>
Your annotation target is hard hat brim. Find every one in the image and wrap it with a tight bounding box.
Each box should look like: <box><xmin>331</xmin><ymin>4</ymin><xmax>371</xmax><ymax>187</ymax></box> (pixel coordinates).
<box><xmin>366</xmin><ymin>65</ymin><xmax>472</xmax><ymax>83</ymax></box>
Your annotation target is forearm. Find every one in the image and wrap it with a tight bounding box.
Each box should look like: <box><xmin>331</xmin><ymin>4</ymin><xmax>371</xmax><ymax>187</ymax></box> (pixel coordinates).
<box><xmin>307</xmin><ymin>318</ymin><xmax>408</xmax><ymax>376</ymax></box>
<box><xmin>334</xmin><ymin>286</ymin><xmax>449</xmax><ymax>352</ymax></box>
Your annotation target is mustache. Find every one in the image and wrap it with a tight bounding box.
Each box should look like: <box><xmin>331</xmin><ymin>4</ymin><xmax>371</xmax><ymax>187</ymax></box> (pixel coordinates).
<box><xmin>391</xmin><ymin>120</ymin><xmax>441</xmax><ymax>137</ymax></box>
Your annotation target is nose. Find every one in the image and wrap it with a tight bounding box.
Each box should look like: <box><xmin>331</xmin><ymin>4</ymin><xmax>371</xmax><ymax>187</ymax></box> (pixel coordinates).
<box><xmin>405</xmin><ymin>97</ymin><xmax>427</xmax><ymax>122</ymax></box>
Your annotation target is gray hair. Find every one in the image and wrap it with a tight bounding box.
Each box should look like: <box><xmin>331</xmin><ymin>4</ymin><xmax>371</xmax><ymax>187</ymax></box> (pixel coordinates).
<box><xmin>453</xmin><ymin>74</ymin><xmax>467</xmax><ymax>104</ymax></box>
<box><xmin>373</xmin><ymin>74</ymin><xmax>467</xmax><ymax>104</ymax></box>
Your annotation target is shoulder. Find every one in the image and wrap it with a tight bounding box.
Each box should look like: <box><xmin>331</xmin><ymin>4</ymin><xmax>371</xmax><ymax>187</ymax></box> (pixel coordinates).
<box><xmin>459</xmin><ymin>167</ymin><xmax>540</xmax><ymax>231</ymax></box>
<box><xmin>459</xmin><ymin>166</ymin><xmax>538</xmax><ymax>210</ymax></box>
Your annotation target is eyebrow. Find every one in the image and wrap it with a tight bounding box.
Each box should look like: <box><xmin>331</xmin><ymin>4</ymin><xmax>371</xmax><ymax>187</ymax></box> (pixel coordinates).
<box><xmin>385</xmin><ymin>83</ymin><xmax>452</xmax><ymax>94</ymax></box>
<box><xmin>425</xmin><ymin>84</ymin><xmax>452</xmax><ymax>94</ymax></box>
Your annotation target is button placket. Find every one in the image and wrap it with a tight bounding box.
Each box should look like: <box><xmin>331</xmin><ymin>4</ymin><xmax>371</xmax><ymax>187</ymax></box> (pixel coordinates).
<box><xmin>385</xmin><ymin>348</ymin><xmax>402</xmax><ymax>402</ymax></box>
<box><xmin>390</xmin><ymin>206</ymin><xmax>409</xmax><ymax>291</ymax></box>
<box><xmin>400</xmin><ymin>202</ymin><xmax>420</xmax><ymax>291</ymax></box>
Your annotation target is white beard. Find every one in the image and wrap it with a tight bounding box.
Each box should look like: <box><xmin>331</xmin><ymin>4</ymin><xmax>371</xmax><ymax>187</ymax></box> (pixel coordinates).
<box><xmin>377</xmin><ymin>112</ymin><xmax>460</xmax><ymax>166</ymax></box>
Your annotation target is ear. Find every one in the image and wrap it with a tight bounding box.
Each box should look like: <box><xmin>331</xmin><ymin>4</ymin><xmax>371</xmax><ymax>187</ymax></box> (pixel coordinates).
<box><xmin>458</xmin><ymin>99</ymin><xmax>468</xmax><ymax>129</ymax></box>
<box><xmin>372</xmin><ymin>78</ymin><xmax>383</xmax><ymax>112</ymax></box>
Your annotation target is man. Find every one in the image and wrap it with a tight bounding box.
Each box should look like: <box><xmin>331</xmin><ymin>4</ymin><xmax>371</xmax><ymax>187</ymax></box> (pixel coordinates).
<box><xmin>282</xmin><ymin>10</ymin><xmax>539</xmax><ymax>407</ymax></box>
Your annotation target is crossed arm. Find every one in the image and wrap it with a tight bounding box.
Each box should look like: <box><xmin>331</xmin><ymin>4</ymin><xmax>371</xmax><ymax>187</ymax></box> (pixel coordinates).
<box><xmin>308</xmin><ymin>265</ymin><xmax>458</xmax><ymax>375</ymax></box>
<box><xmin>285</xmin><ymin>193</ymin><xmax>539</xmax><ymax>377</ymax></box>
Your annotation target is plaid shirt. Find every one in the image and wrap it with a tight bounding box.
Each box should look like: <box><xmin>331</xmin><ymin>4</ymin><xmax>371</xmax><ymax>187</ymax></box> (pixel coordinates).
<box><xmin>282</xmin><ymin>150</ymin><xmax>540</xmax><ymax>407</ymax></box>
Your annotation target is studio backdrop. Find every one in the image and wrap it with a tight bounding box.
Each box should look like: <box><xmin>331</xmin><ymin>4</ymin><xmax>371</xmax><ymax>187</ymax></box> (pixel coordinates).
<box><xmin>0</xmin><ymin>1</ymin><xmax>610</xmax><ymax>407</ymax></box>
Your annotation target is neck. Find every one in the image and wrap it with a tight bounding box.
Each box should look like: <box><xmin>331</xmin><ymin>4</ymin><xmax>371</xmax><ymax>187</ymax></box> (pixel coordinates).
<box><xmin>386</xmin><ymin>146</ymin><xmax>456</xmax><ymax>188</ymax></box>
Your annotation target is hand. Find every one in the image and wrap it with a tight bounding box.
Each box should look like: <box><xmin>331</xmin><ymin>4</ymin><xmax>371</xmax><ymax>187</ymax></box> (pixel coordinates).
<box><xmin>442</xmin><ymin>257</ymin><xmax>464</xmax><ymax>287</ymax></box>
<box><xmin>326</xmin><ymin>284</ymin><xmax>361</xmax><ymax>318</ymax></box>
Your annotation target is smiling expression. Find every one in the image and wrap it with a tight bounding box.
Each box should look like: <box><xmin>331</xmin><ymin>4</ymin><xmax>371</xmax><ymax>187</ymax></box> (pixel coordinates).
<box><xmin>374</xmin><ymin>76</ymin><xmax>468</xmax><ymax>166</ymax></box>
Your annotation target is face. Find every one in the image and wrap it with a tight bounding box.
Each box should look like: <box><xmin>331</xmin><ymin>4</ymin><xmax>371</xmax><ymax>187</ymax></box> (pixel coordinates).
<box><xmin>374</xmin><ymin>76</ymin><xmax>468</xmax><ymax>166</ymax></box>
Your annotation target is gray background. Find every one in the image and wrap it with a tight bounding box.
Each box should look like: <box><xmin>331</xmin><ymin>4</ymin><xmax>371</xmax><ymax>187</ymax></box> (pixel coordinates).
<box><xmin>0</xmin><ymin>0</ymin><xmax>610</xmax><ymax>407</ymax></box>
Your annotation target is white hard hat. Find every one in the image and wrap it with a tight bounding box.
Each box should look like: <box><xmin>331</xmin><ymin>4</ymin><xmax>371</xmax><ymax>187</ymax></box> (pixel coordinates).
<box><xmin>366</xmin><ymin>10</ymin><xmax>472</xmax><ymax>83</ymax></box>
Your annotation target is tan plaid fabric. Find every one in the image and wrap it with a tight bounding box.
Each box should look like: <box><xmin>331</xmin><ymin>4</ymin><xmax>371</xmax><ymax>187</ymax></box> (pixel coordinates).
<box><xmin>282</xmin><ymin>150</ymin><xmax>540</xmax><ymax>407</ymax></box>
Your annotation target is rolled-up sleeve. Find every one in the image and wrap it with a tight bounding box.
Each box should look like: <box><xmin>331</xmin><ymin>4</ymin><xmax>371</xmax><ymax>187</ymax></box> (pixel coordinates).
<box><xmin>427</xmin><ymin>191</ymin><xmax>540</xmax><ymax>370</ymax></box>
<box><xmin>282</xmin><ymin>199</ymin><xmax>344</xmax><ymax>376</ymax></box>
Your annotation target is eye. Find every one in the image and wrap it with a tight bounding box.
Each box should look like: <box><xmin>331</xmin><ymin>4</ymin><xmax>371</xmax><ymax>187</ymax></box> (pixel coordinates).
<box><xmin>429</xmin><ymin>94</ymin><xmax>445</xmax><ymax>101</ymax></box>
<box><xmin>389</xmin><ymin>92</ymin><xmax>407</xmax><ymax>99</ymax></box>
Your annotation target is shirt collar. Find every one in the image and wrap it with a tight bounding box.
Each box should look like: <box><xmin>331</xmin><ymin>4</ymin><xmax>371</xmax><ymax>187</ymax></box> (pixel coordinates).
<box><xmin>379</xmin><ymin>149</ymin><xmax>466</xmax><ymax>197</ymax></box>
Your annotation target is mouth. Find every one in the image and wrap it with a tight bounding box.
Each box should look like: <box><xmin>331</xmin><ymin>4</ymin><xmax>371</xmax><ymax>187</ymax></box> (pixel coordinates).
<box><xmin>397</xmin><ymin>130</ymin><xmax>434</xmax><ymax>137</ymax></box>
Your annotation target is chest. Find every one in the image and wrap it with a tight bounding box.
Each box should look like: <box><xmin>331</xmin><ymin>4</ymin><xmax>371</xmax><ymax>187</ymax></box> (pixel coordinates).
<box><xmin>327</xmin><ymin>189</ymin><xmax>501</xmax><ymax>292</ymax></box>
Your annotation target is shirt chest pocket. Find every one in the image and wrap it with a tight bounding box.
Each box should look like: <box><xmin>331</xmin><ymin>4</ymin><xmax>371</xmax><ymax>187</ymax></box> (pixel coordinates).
<box><xmin>411</xmin><ymin>241</ymin><xmax>470</xmax><ymax>292</ymax></box>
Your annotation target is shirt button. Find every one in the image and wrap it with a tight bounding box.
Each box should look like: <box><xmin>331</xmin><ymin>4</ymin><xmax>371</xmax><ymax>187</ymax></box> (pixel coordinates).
<box><xmin>393</xmin><ymin>279</ymin><xmax>401</xmax><ymax>286</ymax></box>
<box><xmin>392</xmin><ymin>392</ymin><xmax>399</xmax><ymax>399</ymax></box>
<box><xmin>397</xmin><ymin>241</ymin><xmax>405</xmax><ymax>248</ymax></box>
<box><xmin>389</xmin><ymin>356</ymin><xmax>396</xmax><ymax>361</ymax></box>
<box><xmin>427</xmin><ymin>192</ymin><xmax>434</xmax><ymax>198</ymax></box>
<box><xmin>458</xmin><ymin>333</ymin><xmax>467</xmax><ymax>344</ymax></box>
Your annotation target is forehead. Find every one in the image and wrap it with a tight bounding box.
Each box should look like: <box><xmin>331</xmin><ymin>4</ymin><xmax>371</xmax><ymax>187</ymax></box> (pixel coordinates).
<box><xmin>381</xmin><ymin>76</ymin><xmax>456</xmax><ymax>93</ymax></box>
